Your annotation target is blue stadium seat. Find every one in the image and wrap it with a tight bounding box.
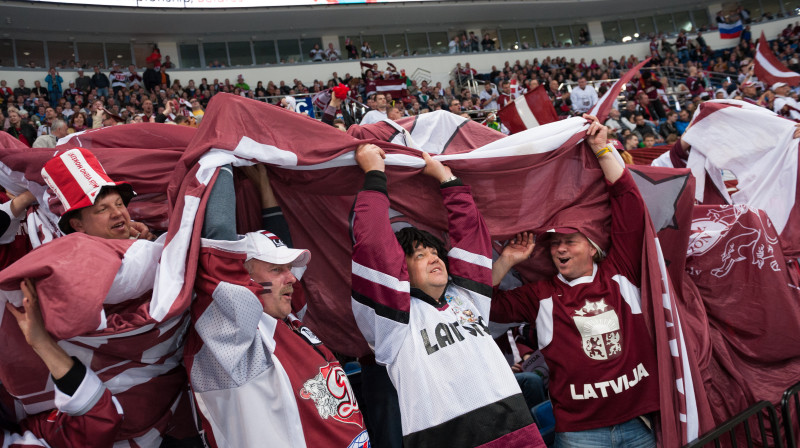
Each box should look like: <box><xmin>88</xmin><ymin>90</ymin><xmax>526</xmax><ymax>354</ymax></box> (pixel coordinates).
<box><xmin>532</xmin><ymin>400</ymin><xmax>555</xmax><ymax>446</ymax></box>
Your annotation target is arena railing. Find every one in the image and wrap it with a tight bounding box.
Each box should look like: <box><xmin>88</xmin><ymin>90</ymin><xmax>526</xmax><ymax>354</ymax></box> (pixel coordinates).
<box><xmin>781</xmin><ymin>381</ymin><xmax>800</xmax><ymax>448</ymax></box>
<box><xmin>683</xmin><ymin>400</ymin><xmax>784</xmax><ymax>448</ymax></box>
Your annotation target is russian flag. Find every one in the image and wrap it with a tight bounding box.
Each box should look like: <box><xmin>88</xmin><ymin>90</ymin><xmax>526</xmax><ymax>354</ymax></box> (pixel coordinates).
<box><xmin>719</xmin><ymin>20</ymin><xmax>743</xmax><ymax>39</ymax></box>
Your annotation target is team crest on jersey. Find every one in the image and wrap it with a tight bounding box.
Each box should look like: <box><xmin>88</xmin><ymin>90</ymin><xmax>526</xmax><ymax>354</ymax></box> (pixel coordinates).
<box><xmin>572</xmin><ymin>299</ymin><xmax>622</xmax><ymax>361</ymax></box>
<box><xmin>444</xmin><ymin>293</ymin><xmax>477</xmax><ymax>324</ymax></box>
<box><xmin>299</xmin><ymin>363</ymin><xmax>363</xmax><ymax>427</ymax></box>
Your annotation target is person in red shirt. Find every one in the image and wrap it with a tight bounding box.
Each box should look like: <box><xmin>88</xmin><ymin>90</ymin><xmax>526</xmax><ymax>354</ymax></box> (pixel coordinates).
<box><xmin>0</xmin><ymin>80</ymin><xmax>12</xmax><ymax>100</ymax></box>
<box><xmin>491</xmin><ymin>115</ymin><xmax>658</xmax><ymax>447</ymax></box>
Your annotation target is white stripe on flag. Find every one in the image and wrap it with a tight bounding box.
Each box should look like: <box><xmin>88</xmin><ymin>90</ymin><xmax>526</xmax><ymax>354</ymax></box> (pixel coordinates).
<box><xmin>719</xmin><ymin>20</ymin><xmax>742</xmax><ymax>34</ymax></box>
<box><xmin>675</xmin><ymin>298</ymin><xmax>700</xmax><ymax>441</ymax></box>
<box><xmin>756</xmin><ymin>48</ymin><xmax>800</xmax><ymax>80</ymax></box>
<box><xmin>507</xmin><ymin>331</ymin><xmax>521</xmax><ymax>364</ymax></box>
<box><xmin>375</xmin><ymin>84</ymin><xmax>404</xmax><ymax>92</ymax></box>
<box><xmin>513</xmin><ymin>95</ymin><xmax>539</xmax><ymax>129</ymax></box>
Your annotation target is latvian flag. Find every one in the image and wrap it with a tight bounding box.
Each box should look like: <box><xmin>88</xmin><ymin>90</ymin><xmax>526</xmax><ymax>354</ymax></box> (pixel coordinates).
<box><xmin>719</xmin><ymin>19</ymin><xmax>743</xmax><ymax>39</ymax></box>
<box><xmin>373</xmin><ymin>78</ymin><xmax>408</xmax><ymax>99</ymax></box>
<box><xmin>498</xmin><ymin>58</ymin><xmax>651</xmax><ymax>134</ymax></box>
<box><xmin>497</xmin><ymin>85</ymin><xmax>558</xmax><ymax>133</ymax></box>
<box><xmin>754</xmin><ymin>31</ymin><xmax>800</xmax><ymax>87</ymax></box>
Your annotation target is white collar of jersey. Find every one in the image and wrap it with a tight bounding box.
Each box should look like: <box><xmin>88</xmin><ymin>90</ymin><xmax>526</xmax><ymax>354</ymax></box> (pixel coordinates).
<box><xmin>257</xmin><ymin>313</ymin><xmax>278</xmax><ymax>354</ymax></box>
<box><xmin>557</xmin><ymin>263</ymin><xmax>597</xmax><ymax>287</ymax></box>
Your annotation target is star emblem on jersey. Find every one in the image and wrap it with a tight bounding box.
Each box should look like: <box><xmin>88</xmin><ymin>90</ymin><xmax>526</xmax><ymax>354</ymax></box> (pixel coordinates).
<box><xmin>572</xmin><ymin>299</ymin><xmax>622</xmax><ymax>361</ymax></box>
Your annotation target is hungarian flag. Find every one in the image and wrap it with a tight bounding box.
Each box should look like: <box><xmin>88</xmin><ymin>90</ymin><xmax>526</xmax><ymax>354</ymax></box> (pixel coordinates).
<box><xmin>497</xmin><ymin>86</ymin><xmax>558</xmax><ymax>134</ymax></box>
<box><xmin>719</xmin><ymin>19</ymin><xmax>743</xmax><ymax>39</ymax></box>
<box><xmin>682</xmin><ymin>99</ymin><xmax>800</xmax><ymax>257</ymax></box>
<box><xmin>754</xmin><ymin>31</ymin><xmax>800</xmax><ymax>87</ymax></box>
<box><xmin>0</xmin><ymin>93</ymin><xmax>712</xmax><ymax>446</ymax></box>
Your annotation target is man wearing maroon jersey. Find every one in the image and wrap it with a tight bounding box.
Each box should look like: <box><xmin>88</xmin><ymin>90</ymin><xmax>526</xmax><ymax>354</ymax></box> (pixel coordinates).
<box><xmin>183</xmin><ymin>164</ymin><xmax>370</xmax><ymax>448</ymax></box>
<box><xmin>491</xmin><ymin>115</ymin><xmax>658</xmax><ymax>447</ymax></box>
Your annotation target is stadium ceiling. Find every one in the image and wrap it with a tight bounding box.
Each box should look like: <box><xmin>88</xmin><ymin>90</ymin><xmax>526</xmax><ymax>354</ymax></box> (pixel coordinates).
<box><xmin>3</xmin><ymin>0</ymin><xmax>721</xmax><ymax>41</ymax></box>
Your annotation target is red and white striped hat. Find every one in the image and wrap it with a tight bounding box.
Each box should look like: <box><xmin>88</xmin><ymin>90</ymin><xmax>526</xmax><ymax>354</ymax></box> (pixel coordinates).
<box><xmin>41</xmin><ymin>147</ymin><xmax>135</xmax><ymax>234</ymax></box>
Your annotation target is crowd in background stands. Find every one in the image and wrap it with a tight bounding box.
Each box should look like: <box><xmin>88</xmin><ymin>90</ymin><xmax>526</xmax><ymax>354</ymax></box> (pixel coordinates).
<box><xmin>3</xmin><ymin>23</ymin><xmax>800</xmax><ymax>149</ymax></box>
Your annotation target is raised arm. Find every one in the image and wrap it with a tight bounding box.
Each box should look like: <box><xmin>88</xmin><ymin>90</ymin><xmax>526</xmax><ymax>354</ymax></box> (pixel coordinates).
<box><xmin>425</xmin><ymin>151</ymin><xmax>495</xmax><ymax>315</ymax></box>
<box><xmin>583</xmin><ymin>114</ymin><xmax>623</xmax><ymax>183</ymax></box>
<box><xmin>492</xmin><ymin>232</ymin><xmax>535</xmax><ymax>287</ymax></box>
<box><xmin>0</xmin><ymin>191</ymin><xmax>35</xmax><ymax>244</ymax></box>
<box><xmin>201</xmin><ymin>165</ymin><xmax>237</xmax><ymax>241</ymax></box>
<box><xmin>320</xmin><ymin>94</ymin><xmax>342</xmax><ymax>128</ymax></box>
<box><xmin>350</xmin><ymin>144</ymin><xmax>411</xmax><ymax>364</ymax></box>
<box><xmin>6</xmin><ymin>279</ymin><xmax>123</xmax><ymax>447</ymax></box>
<box><xmin>583</xmin><ymin>115</ymin><xmax>646</xmax><ymax>281</ymax></box>
<box><xmin>241</xmin><ymin>165</ymin><xmax>295</xmax><ymax>246</ymax></box>
<box><xmin>8</xmin><ymin>279</ymin><xmax>74</xmax><ymax>380</ymax></box>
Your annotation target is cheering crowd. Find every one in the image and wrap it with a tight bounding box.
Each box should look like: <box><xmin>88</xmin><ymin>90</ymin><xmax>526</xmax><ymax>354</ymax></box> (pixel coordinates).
<box><xmin>4</xmin><ymin>23</ymin><xmax>800</xmax><ymax>147</ymax></box>
<box><xmin>0</xmin><ymin>23</ymin><xmax>799</xmax><ymax>448</ymax></box>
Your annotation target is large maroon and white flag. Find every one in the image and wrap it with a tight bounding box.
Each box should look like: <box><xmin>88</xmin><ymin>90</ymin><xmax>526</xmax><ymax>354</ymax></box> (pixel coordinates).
<box><xmin>687</xmin><ymin>204</ymin><xmax>800</xmax><ymax>437</ymax></box>
<box><xmin>590</xmin><ymin>58</ymin><xmax>651</xmax><ymax>122</ymax></box>
<box><xmin>754</xmin><ymin>31</ymin><xmax>800</xmax><ymax>87</ymax></box>
<box><xmin>496</xmin><ymin>58</ymin><xmax>649</xmax><ymax>135</ymax></box>
<box><xmin>682</xmin><ymin>99</ymin><xmax>800</xmax><ymax>257</ymax></box>
<box><xmin>0</xmin><ymin>124</ymin><xmax>197</xmax><ymax>446</ymax></box>
<box><xmin>497</xmin><ymin>86</ymin><xmax>558</xmax><ymax>134</ymax></box>
<box><xmin>0</xmin><ymin>93</ymin><xmax>711</xmax><ymax>446</ymax></box>
<box><xmin>364</xmin><ymin>78</ymin><xmax>407</xmax><ymax>99</ymax></box>
<box><xmin>175</xmin><ymin>94</ymin><xmax>710</xmax><ymax>446</ymax></box>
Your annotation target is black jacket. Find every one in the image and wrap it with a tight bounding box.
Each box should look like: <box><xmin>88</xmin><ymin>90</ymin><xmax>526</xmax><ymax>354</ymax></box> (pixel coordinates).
<box><xmin>92</xmin><ymin>72</ymin><xmax>111</xmax><ymax>89</ymax></box>
<box><xmin>6</xmin><ymin>123</ymin><xmax>37</xmax><ymax>147</ymax></box>
<box><xmin>143</xmin><ymin>68</ymin><xmax>161</xmax><ymax>93</ymax></box>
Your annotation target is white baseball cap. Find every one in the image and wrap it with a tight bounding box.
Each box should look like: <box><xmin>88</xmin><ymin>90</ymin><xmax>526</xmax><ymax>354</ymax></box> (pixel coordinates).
<box><xmin>771</xmin><ymin>82</ymin><xmax>788</xmax><ymax>91</ymax></box>
<box><xmin>244</xmin><ymin>231</ymin><xmax>310</xmax><ymax>267</ymax></box>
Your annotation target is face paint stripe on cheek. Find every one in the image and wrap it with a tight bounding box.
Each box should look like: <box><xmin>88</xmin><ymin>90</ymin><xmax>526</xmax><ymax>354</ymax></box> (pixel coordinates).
<box><xmin>258</xmin><ymin>281</ymin><xmax>272</xmax><ymax>295</ymax></box>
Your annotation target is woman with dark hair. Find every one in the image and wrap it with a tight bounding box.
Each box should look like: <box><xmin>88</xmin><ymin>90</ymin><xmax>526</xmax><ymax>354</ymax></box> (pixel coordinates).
<box><xmin>115</xmin><ymin>88</ymin><xmax>129</xmax><ymax>107</ymax></box>
<box><xmin>68</xmin><ymin>111</ymin><xmax>88</xmax><ymax>134</ymax></box>
<box><xmin>254</xmin><ymin>81</ymin><xmax>266</xmax><ymax>98</ymax></box>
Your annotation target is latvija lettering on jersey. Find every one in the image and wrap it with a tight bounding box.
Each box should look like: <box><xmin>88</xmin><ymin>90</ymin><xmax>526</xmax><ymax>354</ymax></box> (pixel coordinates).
<box><xmin>569</xmin><ymin>362</ymin><xmax>650</xmax><ymax>399</ymax></box>
<box><xmin>420</xmin><ymin>317</ymin><xmax>490</xmax><ymax>355</ymax></box>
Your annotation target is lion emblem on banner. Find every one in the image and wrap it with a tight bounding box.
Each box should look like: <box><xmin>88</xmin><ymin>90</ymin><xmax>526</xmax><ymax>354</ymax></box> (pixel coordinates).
<box><xmin>688</xmin><ymin>205</ymin><xmax>780</xmax><ymax>278</ymax></box>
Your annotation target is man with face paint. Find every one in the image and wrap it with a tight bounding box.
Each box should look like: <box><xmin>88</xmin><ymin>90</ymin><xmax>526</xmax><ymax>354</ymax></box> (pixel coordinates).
<box><xmin>184</xmin><ymin>163</ymin><xmax>370</xmax><ymax>448</ymax></box>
